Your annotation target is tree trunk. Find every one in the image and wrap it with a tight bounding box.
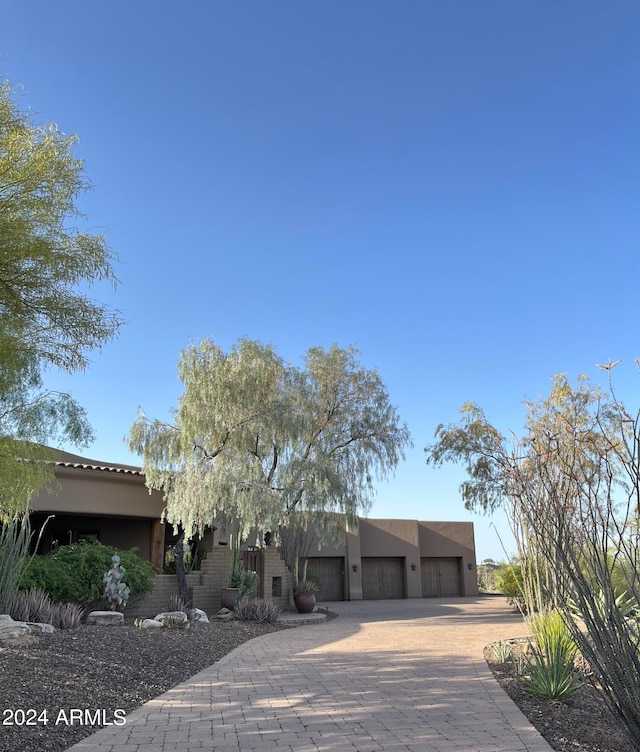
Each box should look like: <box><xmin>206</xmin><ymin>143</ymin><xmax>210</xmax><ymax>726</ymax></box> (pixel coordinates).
<box><xmin>173</xmin><ymin>529</ymin><xmax>191</xmax><ymax>610</ymax></box>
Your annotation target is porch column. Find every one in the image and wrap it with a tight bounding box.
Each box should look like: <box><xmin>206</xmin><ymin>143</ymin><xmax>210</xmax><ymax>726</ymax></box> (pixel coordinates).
<box><xmin>149</xmin><ymin>518</ymin><xmax>165</xmax><ymax>572</ymax></box>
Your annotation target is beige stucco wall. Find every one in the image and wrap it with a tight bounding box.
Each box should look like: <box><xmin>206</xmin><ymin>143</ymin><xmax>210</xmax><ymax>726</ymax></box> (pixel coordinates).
<box><xmin>30</xmin><ymin>466</ymin><xmax>165</xmax><ymax>519</ymax></box>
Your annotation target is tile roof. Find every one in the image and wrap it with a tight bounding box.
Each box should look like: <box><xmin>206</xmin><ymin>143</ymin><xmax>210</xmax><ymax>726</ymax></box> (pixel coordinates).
<box><xmin>53</xmin><ymin>460</ymin><xmax>144</xmax><ymax>477</ymax></box>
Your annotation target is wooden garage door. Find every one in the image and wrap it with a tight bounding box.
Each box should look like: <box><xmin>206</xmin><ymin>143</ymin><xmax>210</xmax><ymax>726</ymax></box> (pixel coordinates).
<box><xmin>421</xmin><ymin>557</ymin><xmax>462</xmax><ymax>597</ymax></box>
<box><xmin>306</xmin><ymin>557</ymin><xmax>345</xmax><ymax>601</ymax></box>
<box><xmin>362</xmin><ymin>557</ymin><xmax>405</xmax><ymax>600</ymax></box>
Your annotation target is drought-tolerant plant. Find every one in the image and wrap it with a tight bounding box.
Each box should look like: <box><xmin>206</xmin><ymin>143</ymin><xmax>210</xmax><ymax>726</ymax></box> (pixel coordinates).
<box><xmin>9</xmin><ymin>587</ymin><xmax>84</xmax><ymax>629</ymax></box>
<box><xmin>519</xmin><ymin>611</ymin><xmax>582</xmax><ymax>701</ymax></box>
<box><xmin>161</xmin><ymin>614</ymin><xmax>189</xmax><ymax>630</ymax></box>
<box><xmin>20</xmin><ymin>539</ymin><xmax>155</xmax><ymax>604</ymax></box>
<box><xmin>230</xmin><ymin>566</ymin><xmax>259</xmax><ymax>599</ymax></box>
<box><xmin>0</xmin><ymin>515</ymin><xmax>50</xmax><ymax>613</ymax></box>
<box><xmin>103</xmin><ymin>554</ymin><xmax>130</xmax><ymax>611</ymax></box>
<box><xmin>293</xmin><ymin>579</ymin><xmax>320</xmax><ymax>595</ymax></box>
<box><xmin>167</xmin><ymin>591</ymin><xmax>188</xmax><ymax>613</ymax></box>
<box><xmin>491</xmin><ymin>640</ymin><xmax>514</xmax><ymax>664</ymax></box>
<box><xmin>234</xmin><ymin>596</ymin><xmax>281</xmax><ymax>624</ymax></box>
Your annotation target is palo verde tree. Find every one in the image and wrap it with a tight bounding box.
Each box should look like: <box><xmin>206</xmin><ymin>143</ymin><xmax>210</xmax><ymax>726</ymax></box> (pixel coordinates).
<box><xmin>0</xmin><ymin>80</ymin><xmax>122</xmax><ymax>516</ymax></box>
<box><xmin>425</xmin><ymin>367</ymin><xmax>640</xmax><ymax>747</ymax></box>
<box><xmin>129</xmin><ymin>337</ymin><xmax>411</xmax><ymax>598</ymax></box>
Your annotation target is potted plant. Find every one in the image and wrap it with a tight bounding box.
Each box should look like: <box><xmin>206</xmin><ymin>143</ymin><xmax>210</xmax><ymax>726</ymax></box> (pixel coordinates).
<box><xmin>293</xmin><ymin>579</ymin><xmax>320</xmax><ymax>614</ymax></box>
<box><xmin>221</xmin><ymin>565</ymin><xmax>259</xmax><ymax>610</ymax></box>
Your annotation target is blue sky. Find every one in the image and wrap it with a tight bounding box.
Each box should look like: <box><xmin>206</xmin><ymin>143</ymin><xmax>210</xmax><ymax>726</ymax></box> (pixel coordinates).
<box><xmin>2</xmin><ymin>2</ymin><xmax>639</xmax><ymax>561</ymax></box>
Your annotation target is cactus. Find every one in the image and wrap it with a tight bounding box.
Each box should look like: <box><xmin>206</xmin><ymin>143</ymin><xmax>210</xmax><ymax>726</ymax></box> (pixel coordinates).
<box><xmin>103</xmin><ymin>554</ymin><xmax>131</xmax><ymax>611</ymax></box>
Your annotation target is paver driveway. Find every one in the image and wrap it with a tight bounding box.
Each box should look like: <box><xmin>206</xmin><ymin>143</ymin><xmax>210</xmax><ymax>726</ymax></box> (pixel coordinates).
<box><xmin>69</xmin><ymin>596</ymin><xmax>553</xmax><ymax>752</ymax></box>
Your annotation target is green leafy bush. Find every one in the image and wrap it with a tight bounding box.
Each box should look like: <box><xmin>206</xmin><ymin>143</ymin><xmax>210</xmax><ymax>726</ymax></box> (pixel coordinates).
<box><xmin>495</xmin><ymin>562</ymin><xmax>526</xmax><ymax>611</ymax></box>
<box><xmin>520</xmin><ymin>610</ymin><xmax>582</xmax><ymax>701</ymax></box>
<box><xmin>20</xmin><ymin>540</ymin><xmax>155</xmax><ymax>605</ymax></box>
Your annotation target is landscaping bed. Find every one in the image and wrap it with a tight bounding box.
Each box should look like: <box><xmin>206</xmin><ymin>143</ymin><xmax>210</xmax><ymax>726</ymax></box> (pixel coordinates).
<box><xmin>0</xmin><ymin>619</ymin><xmax>284</xmax><ymax>752</ymax></box>
<box><xmin>485</xmin><ymin>645</ymin><xmax>633</xmax><ymax>752</ymax></box>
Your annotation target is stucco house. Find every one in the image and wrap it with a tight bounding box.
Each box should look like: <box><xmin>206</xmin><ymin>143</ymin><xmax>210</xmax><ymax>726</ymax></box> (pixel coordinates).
<box><xmin>27</xmin><ymin>449</ymin><xmax>478</xmax><ymax>616</ymax></box>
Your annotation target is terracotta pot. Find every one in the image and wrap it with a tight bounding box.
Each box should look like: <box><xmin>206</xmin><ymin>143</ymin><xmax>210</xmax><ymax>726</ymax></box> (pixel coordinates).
<box><xmin>294</xmin><ymin>593</ymin><xmax>316</xmax><ymax>614</ymax></box>
<box><xmin>221</xmin><ymin>587</ymin><xmax>239</xmax><ymax>610</ymax></box>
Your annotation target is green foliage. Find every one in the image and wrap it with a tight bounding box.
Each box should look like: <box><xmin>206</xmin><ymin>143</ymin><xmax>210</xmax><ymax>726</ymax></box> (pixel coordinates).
<box><xmin>20</xmin><ymin>540</ymin><xmax>155</xmax><ymax>604</ymax></box>
<box><xmin>129</xmin><ymin>338</ymin><xmax>411</xmax><ymax>541</ymax></box>
<box><xmin>161</xmin><ymin>614</ymin><xmax>189</xmax><ymax>630</ymax></box>
<box><xmin>491</xmin><ymin>640</ymin><xmax>514</xmax><ymax>663</ymax></box>
<box><xmin>495</xmin><ymin>562</ymin><xmax>525</xmax><ymax>611</ymax></box>
<box><xmin>229</xmin><ymin>565</ymin><xmax>259</xmax><ymax>598</ymax></box>
<box><xmin>0</xmin><ymin>514</ymin><xmax>44</xmax><ymax>612</ymax></box>
<box><xmin>234</xmin><ymin>596</ymin><xmax>281</xmax><ymax>624</ymax></box>
<box><xmin>520</xmin><ymin>611</ymin><xmax>582</xmax><ymax>701</ymax></box>
<box><xmin>0</xmin><ymin>79</ymin><xmax>122</xmax><ymax>515</ymax></box>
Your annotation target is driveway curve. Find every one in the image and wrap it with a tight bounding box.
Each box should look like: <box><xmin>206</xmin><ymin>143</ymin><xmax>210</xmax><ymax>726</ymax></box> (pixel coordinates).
<box><xmin>69</xmin><ymin>596</ymin><xmax>553</xmax><ymax>752</ymax></box>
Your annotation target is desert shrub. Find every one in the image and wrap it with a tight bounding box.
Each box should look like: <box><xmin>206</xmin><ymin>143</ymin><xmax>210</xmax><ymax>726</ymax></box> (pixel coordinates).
<box><xmin>230</xmin><ymin>566</ymin><xmax>259</xmax><ymax>598</ymax></box>
<box><xmin>234</xmin><ymin>596</ymin><xmax>281</xmax><ymax>624</ymax></box>
<box><xmin>20</xmin><ymin>539</ymin><xmax>155</xmax><ymax>604</ymax></box>
<box><xmin>519</xmin><ymin>610</ymin><xmax>582</xmax><ymax>701</ymax></box>
<box><xmin>9</xmin><ymin>588</ymin><xmax>84</xmax><ymax>629</ymax></box>
<box><xmin>495</xmin><ymin>562</ymin><xmax>526</xmax><ymax>611</ymax></box>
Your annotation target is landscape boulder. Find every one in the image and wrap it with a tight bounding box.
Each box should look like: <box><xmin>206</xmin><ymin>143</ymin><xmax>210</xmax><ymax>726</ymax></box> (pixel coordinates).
<box><xmin>86</xmin><ymin>610</ymin><xmax>125</xmax><ymax>626</ymax></box>
<box><xmin>154</xmin><ymin>611</ymin><xmax>188</xmax><ymax>625</ymax></box>
<box><xmin>189</xmin><ymin>608</ymin><xmax>209</xmax><ymax>623</ymax></box>
<box><xmin>214</xmin><ymin>607</ymin><xmax>235</xmax><ymax>622</ymax></box>
<box><xmin>0</xmin><ymin>616</ymin><xmax>31</xmax><ymax>644</ymax></box>
<box><xmin>139</xmin><ymin>619</ymin><xmax>163</xmax><ymax>629</ymax></box>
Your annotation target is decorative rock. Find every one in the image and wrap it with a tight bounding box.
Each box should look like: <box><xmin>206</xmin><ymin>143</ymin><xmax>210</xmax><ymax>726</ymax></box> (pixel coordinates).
<box><xmin>0</xmin><ymin>617</ymin><xmax>30</xmax><ymax>644</ymax></box>
<box><xmin>86</xmin><ymin>610</ymin><xmax>125</xmax><ymax>626</ymax></box>
<box><xmin>154</xmin><ymin>610</ymin><xmax>188</xmax><ymax>624</ymax></box>
<box><xmin>189</xmin><ymin>608</ymin><xmax>209</xmax><ymax>623</ymax></box>
<box><xmin>214</xmin><ymin>607</ymin><xmax>235</xmax><ymax>622</ymax></box>
<box><xmin>0</xmin><ymin>614</ymin><xmax>14</xmax><ymax>621</ymax></box>
<box><xmin>27</xmin><ymin>623</ymin><xmax>56</xmax><ymax>633</ymax></box>
<box><xmin>139</xmin><ymin>619</ymin><xmax>163</xmax><ymax>629</ymax></box>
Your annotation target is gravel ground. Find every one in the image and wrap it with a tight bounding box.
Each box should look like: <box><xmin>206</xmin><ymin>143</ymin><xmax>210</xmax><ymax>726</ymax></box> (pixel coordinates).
<box><xmin>485</xmin><ymin>646</ymin><xmax>635</xmax><ymax>752</ymax></box>
<box><xmin>0</xmin><ymin>617</ymin><xmax>634</xmax><ymax>752</ymax></box>
<box><xmin>0</xmin><ymin>619</ymin><xmax>285</xmax><ymax>752</ymax></box>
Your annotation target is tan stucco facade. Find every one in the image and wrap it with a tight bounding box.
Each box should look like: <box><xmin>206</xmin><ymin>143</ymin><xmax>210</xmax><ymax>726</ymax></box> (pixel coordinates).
<box><xmin>28</xmin><ymin>449</ymin><xmax>478</xmax><ymax>600</ymax></box>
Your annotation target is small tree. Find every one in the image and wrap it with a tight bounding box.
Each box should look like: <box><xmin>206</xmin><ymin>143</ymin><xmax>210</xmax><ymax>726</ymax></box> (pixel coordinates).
<box><xmin>0</xmin><ymin>79</ymin><xmax>122</xmax><ymax>515</ymax></box>
<box><xmin>129</xmin><ymin>338</ymin><xmax>411</xmax><ymax>603</ymax></box>
<box><xmin>425</xmin><ymin>367</ymin><xmax>640</xmax><ymax>747</ymax></box>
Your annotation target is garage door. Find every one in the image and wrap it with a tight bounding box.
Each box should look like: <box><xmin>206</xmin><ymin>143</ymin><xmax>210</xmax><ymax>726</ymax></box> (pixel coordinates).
<box><xmin>306</xmin><ymin>557</ymin><xmax>345</xmax><ymax>601</ymax></box>
<box><xmin>362</xmin><ymin>557</ymin><xmax>405</xmax><ymax>599</ymax></box>
<box><xmin>421</xmin><ymin>557</ymin><xmax>462</xmax><ymax>597</ymax></box>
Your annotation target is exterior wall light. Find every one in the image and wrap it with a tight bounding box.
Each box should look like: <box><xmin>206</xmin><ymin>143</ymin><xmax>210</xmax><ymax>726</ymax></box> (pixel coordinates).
<box><xmin>352</xmin><ymin>563</ymin><xmax>358</xmax><ymax>573</ymax></box>
<box><xmin>468</xmin><ymin>562</ymin><xmax>473</xmax><ymax>570</ymax></box>
<box><xmin>410</xmin><ymin>563</ymin><xmax>417</xmax><ymax>571</ymax></box>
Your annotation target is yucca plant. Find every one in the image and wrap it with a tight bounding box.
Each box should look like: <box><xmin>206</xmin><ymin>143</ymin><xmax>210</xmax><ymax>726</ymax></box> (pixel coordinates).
<box><xmin>519</xmin><ymin>610</ymin><xmax>583</xmax><ymax>701</ymax></box>
<box><xmin>167</xmin><ymin>591</ymin><xmax>188</xmax><ymax>613</ymax></box>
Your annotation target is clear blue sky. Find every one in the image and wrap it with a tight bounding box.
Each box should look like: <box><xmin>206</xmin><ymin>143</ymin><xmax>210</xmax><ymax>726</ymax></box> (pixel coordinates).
<box><xmin>2</xmin><ymin>2</ymin><xmax>639</xmax><ymax>562</ymax></box>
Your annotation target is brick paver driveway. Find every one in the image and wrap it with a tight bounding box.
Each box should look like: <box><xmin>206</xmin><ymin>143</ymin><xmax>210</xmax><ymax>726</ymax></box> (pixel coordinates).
<box><xmin>69</xmin><ymin>596</ymin><xmax>553</xmax><ymax>752</ymax></box>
